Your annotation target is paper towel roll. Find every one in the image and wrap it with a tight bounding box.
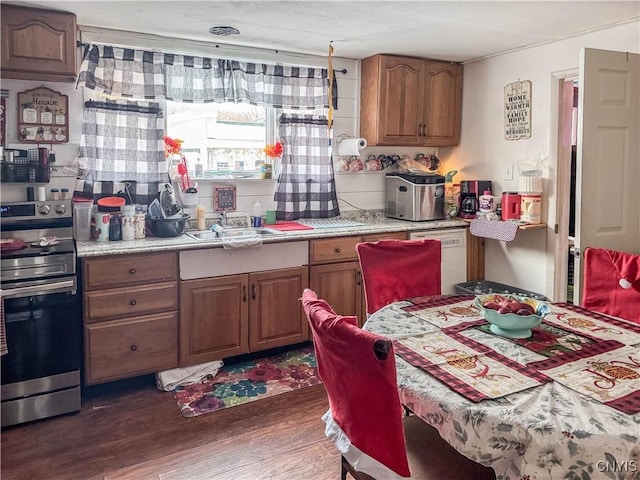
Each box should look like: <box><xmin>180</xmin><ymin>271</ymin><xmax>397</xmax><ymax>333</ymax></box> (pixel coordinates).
<box><xmin>338</xmin><ymin>138</ymin><xmax>367</xmax><ymax>156</ymax></box>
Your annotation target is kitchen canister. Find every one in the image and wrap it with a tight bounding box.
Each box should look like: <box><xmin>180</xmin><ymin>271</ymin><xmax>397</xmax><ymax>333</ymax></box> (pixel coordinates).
<box><xmin>93</xmin><ymin>212</ymin><xmax>111</xmax><ymax>242</ymax></box>
<box><xmin>133</xmin><ymin>208</ymin><xmax>146</xmax><ymax>239</ymax></box>
<box><xmin>73</xmin><ymin>198</ymin><xmax>94</xmax><ymax>241</ymax></box>
<box><xmin>121</xmin><ymin>205</ymin><xmax>135</xmax><ymax>241</ymax></box>
<box><xmin>520</xmin><ymin>193</ymin><xmax>542</xmax><ymax>224</ymax></box>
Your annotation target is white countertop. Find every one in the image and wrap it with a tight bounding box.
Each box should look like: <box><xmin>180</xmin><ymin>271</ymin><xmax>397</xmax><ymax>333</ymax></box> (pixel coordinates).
<box><xmin>76</xmin><ymin>216</ymin><xmax>468</xmax><ymax>258</ymax></box>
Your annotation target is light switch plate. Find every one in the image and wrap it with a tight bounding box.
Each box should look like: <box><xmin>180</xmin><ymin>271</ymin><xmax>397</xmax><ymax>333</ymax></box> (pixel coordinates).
<box><xmin>503</xmin><ymin>163</ymin><xmax>514</xmax><ymax>180</ymax></box>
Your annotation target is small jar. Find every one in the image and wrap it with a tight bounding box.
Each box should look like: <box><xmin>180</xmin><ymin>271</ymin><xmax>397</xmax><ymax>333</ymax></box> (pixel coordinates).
<box><xmin>50</xmin><ymin>188</ymin><xmax>60</xmax><ymax>201</ymax></box>
<box><xmin>61</xmin><ymin>188</ymin><xmax>70</xmax><ymax>200</ymax></box>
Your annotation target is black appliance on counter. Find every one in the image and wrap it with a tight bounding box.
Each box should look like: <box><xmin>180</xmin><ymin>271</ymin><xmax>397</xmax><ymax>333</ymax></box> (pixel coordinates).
<box><xmin>459</xmin><ymin>180</ymin><xmax>492</xmax><ymax>219</ymax></box>
<box><xmin>0</xmin><ymin>200</ymin><xmax>81</xmax><ymax>427</ymax></box>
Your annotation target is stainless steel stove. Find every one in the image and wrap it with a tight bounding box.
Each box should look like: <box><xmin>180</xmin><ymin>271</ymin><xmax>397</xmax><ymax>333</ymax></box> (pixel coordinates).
<box><xmin>1</xmin><ymin>200</ymin><xmax>82</xmax><ymax>427</ymax></box>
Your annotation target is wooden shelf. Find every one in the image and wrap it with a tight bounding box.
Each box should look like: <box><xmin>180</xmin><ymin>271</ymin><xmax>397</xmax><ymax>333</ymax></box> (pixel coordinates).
<box><xmin>462</xmin><ymin>219</ymin><xmax>547</xmax><ymax>230</ymax></box>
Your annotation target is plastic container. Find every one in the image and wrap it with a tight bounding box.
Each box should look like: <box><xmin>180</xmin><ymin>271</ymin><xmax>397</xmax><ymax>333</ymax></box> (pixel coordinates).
<box><xmin>252</xmin><ymin>201</ymin><xmax>262</xmax><ymax>227</ymax></box>
<box><xmin>196</xmin><ymin>204</ymin><xmax>206</xmax><ymax>231</ymax></box>
<box><xmin>72</xmin><ymin>198</ymin><xmax>94</xmax><ymax>241</ymax></box>
<box><xmin>501</xmin><ymin>192</ymin><xmax>521</xmax><ymax>221</ymax></box>
<box><xmin>478</xmin><ymin>190</ymin><xmax>495</xmax><ymax>213</ymax></box>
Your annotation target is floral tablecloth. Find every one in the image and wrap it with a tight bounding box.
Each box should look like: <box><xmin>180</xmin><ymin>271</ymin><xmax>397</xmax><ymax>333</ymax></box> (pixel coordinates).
<box><xmin>363</xmin><ymin>296</ymin><xmax>640</xmax><ymax>480</ymax></box>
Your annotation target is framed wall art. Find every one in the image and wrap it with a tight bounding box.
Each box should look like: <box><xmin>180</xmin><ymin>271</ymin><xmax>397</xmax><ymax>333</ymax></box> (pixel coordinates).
<box><xmin>504</xmin><ymin>80</ymin><xmax>532</xmax><ymax>141</ymax></box>
<box><xmin>17</xmin><ymin>86</ymin><xmax>69</xmax><ymax>144</ymax></box>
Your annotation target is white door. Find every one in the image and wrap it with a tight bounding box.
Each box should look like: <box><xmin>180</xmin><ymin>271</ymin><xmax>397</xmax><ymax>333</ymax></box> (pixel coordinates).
<box><xmin>574</xmin><ymin>48</ymin><xmax>640</xmax><ymax>304</ymax></box>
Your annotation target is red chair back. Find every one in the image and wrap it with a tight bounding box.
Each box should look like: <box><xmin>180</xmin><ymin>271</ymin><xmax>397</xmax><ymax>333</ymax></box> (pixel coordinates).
<box><xmin>582</xmin><ymin>247</ymin><xmax>640</xmax><ymax>323</ymax></box>
<box><xmin>301</xmin><ymin>289</ymin><xmax>410</xmax><ymax>478</ymax></box>
<box><xmin>356</xmin><ymin>239</ymin><xmax>442</xmax><ymax>315</ymax></box>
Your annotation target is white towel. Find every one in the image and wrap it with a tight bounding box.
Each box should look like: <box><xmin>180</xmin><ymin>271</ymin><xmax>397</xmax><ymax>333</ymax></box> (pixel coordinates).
<box><xmin>156</xmin><ymin>360</ymin><xmax>224</xmax><ymax>391</ymax></box>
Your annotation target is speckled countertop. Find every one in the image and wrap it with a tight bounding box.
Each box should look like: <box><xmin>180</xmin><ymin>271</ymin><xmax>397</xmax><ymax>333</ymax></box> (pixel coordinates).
<box><xmin>76</xmin><ymin>211</ymin><xmax>468</xmax><ymax>258</ymax></box>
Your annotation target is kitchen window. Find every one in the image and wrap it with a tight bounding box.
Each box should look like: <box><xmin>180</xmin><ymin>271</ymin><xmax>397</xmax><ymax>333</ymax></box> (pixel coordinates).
<box><xmin>165</xmin><ymin>101</ymin><xmax>278</xmax><ymax>177</ymax></box>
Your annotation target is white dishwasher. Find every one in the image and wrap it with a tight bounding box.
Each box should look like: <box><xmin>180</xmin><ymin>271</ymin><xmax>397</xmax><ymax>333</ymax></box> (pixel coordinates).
<box><xmin>409</xmin><ymin>228</ymin><xmax>467</xmax><ymax>294</ymax></box>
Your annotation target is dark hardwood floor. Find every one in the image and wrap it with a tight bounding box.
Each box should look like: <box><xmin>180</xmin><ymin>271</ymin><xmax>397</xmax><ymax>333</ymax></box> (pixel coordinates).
<box><xmin>1</xmin><ymin>375</ymin><xmax>338</xmax><ymax>480</ymax></box>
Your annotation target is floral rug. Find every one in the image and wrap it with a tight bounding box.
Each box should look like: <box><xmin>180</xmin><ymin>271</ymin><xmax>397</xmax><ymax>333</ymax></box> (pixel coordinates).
<box><xmin>173</xmin><ymin>345</ymin><xmax>320</xmax><ymax>418</ymax></box>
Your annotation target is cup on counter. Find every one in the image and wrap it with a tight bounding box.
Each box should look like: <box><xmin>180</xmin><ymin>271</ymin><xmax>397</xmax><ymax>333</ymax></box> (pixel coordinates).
<box><xmin>133</xmin><ymin>212</ymin><xmax>146</xmax><ymax>239</ymax></box>
<box><xmin>265</xmin><ymin>210</ymin><xmax>277</xmax><ymax>225</ymax></box>
<box><xmin>93</xmin><ymin>212</ymin><xmax>111</xmax><ymax>242</ymax></box>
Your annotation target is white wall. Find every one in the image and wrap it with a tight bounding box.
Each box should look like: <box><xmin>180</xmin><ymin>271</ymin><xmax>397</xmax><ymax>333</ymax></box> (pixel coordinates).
<box><xmin>444</xmin><ymin>21</ymin><xmax>640</xmax><ymax>298</ymax></box>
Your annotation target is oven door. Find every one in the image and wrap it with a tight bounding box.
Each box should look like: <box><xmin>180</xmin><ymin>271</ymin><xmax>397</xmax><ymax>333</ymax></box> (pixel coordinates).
<box><xmin>1</xmin><ymin>277</ymin><xmax>82</xmax><ymax>425</ymax></box>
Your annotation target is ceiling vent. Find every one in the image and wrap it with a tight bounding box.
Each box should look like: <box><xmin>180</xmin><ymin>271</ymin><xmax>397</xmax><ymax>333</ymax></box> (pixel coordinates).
<box><xmin>209</xmin><ymin>26</ymin><xmax>240</xmax><ymax>36</ymax></box>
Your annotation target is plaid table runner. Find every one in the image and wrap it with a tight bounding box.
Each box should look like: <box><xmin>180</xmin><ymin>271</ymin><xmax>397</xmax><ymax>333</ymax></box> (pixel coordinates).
<box><xmin>443</xmin><ymin>319</ymin><xmax>627</xmax><ymax>367</ymax></box>
<box><xmin>394</xmin><ymin>331</ymin><xmax>549</xmax><ymax>402</ymax></box>
<box><xmin>529</xmin><ymin>345</ymin><xmax>640</xmax><ymax>415</ymax></box>
<box><xmin>544</xmin><ymin>303</ymin><xmax>640</xmax><ymax>346</ymax></box>
<box><xmin>402</xmin><ymin>295</ymin><xmax>481</xmax><ymax>328</ymax></box>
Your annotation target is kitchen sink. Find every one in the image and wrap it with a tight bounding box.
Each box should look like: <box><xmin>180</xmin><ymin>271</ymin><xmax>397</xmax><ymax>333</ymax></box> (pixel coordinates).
<box><xmin>184</xmin><ymin>227</ymin><xmax>283</xmax><ymax>240</ymax></box>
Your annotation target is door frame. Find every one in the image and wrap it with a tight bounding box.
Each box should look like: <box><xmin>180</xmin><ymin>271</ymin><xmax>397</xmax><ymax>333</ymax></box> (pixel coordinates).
<box><xmin>549</xmin><ymin>68</ymin><xmax>578</xmax><ymax>303</ymax></box>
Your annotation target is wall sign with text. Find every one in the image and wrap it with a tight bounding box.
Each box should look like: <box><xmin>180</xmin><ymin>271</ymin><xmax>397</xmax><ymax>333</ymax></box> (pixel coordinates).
<box><xmin>504</xmin><ymin>80</ymin><xmax>532</xmax><ymax>141</ymax></box>
<box><xmin>17</xmin><ymin>87</ymin><xmax>69</xmax><ymax>144</ymax></box>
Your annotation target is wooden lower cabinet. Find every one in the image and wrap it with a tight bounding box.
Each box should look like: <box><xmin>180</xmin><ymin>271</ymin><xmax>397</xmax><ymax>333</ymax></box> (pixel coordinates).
<box><xmin>309</xmin><ymin>231</ymin><xmax>407</xmax><ymax>326</ymax></box>
<box><xmin>180</xmin><ymin>266</ymin><xmax>309</xmax><ymax>365</ymax></box>
<box><xmin>310</xmin><ymin>261</ymin><xmax>364</xmax><ymax>324</ymax></box>
<box><xmin>84</xmin><ymin>312</ymin><xmax>178</xmax><ymax>385</ymax></box>
<box><xmin>180</xmin><ymin>274</ymin><xmax>249</xmax><ymax>365</ymax></box>
<box><xmin>82</xmin><ymin>252</ymin><xmax>180</xmax><ymax>386</ymax></box>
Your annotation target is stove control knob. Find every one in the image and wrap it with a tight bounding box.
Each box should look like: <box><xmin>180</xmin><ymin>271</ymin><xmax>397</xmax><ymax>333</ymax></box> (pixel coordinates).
<box><xmin>38</xmin><ymin>204</ymin><xmax>51</xmax><ymax>215</ymax></box>
<box><xmin>55</xmin><ymin>203</ymin><xmax>67</xmax><ymax>215</ymax></box>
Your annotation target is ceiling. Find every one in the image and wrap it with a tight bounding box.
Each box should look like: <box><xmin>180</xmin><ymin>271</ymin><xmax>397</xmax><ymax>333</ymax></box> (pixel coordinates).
<box><xmin>8</xmin><ymin>1</ymin><xmax>640</xmax><ymax>62</ymax></box>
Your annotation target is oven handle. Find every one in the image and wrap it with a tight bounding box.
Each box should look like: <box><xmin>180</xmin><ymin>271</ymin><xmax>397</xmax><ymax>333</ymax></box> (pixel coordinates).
<box><xmin>1</xmin><ymin>279</ymin><xmax>77</xmax><ymax>299</ymax></box>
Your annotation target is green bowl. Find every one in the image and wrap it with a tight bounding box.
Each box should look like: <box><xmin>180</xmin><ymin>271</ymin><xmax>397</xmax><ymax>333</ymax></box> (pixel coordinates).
<box><xmin>474</xmin><ymin>294</ymin><xmax>551</xmax><ymax>338</ymax></box>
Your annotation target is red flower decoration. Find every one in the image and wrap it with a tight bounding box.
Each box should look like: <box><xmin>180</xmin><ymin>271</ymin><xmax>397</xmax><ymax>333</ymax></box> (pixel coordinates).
<box><xmin>263</xmin><ymin>142</ymin><xmax>283</xmax><ymax>159</ymax></box>
<box><xmin>164</xmin><ymin>136</ymin><xmax>184</xmax><ymax>158</ymax></box>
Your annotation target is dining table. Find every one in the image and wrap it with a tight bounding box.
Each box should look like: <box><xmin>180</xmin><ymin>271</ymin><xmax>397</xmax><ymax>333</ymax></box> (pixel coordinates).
<box><xmin>362</xmin><ymin>295</ymin><xmax>640</xmax><ymax>480</ymax></box>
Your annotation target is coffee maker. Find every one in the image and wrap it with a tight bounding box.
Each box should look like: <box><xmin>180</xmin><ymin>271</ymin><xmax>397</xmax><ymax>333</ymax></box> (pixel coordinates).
<box><xmin>459</xmin><ymin>180</ymin><xmax>492</xmax><ymax>218</ymax></box>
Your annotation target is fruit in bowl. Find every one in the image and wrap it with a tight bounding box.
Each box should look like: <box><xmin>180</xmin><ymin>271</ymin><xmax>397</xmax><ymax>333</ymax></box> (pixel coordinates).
<box><xmin>474</xmin><ymin>294</ymin><xmax>551</xmax><ymax>338</ymax></box>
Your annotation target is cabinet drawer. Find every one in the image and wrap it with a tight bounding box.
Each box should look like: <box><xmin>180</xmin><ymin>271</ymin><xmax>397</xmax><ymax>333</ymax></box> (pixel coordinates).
<box><xmin>362</xmin><ymin>231</ymin><xmax>408</xmax><ymax>242</ymax></box>
<box><xmin>84</xmin><ymin>281</ymin><xmax>178</xmax><ymax>323</ymax></box>
<box><xmin>310</xmin><ymin>236</ymin><xmax>361</xmax><ymax>264</ymax></box>
<box><xmin>83</xmin><ymin>252</ymin><xmax>177</xmax><ymax>290</ymax></box>
<box><xmin>84</xmin><ymin>312</ymin><xmax>179</xmax><ymax>385</ymax></box>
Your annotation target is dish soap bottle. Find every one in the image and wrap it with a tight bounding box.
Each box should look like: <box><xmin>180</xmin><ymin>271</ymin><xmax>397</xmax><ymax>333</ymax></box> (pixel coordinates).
<box><xmin>252</xmin><ymin>201</ymin><xmax>262</xmax><ymax>227</ymax></box>
<box><xmin>196</xmin><ymin>204</ymin><xmax>206</xmax><ymax>231</ymax></box>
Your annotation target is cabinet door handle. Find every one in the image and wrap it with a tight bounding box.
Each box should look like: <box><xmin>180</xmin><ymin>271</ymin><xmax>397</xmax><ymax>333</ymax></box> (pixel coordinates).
<box><xmin>129</xmin><ymin>268</ymin><xmax>136</xmax><ymax>274</ymax></box>
<box><xmin>422</xmin><ymin>124</ymin><xmax>427</xmax><ymax>137</ymax></box>
<box><xmin>418</xmin><ymin>124</ymin><xmax>423</xmax><ymax>137</ymax></box>
<box><xmin>130</xmin><ymin>299</ymin><xmax>137</xmax><ymax>306</ymax></box>
<box><xmin>243</xmin><ymin>286</ymin><xmax>247</xmax><ymax>302</ymax></box>
<box><xmin>334</xmin><ymin>247</ymin><xmax>341</xmax><ymax>254</ymax></box>
<box><xmin>252</xmin><ymin>284</ymin><xmax>256</xmax><ymax>300</ymax></box>
<box><xmin>130</xmin><ymin>345</ymin><xmax>137</xmax><ymax>351</ymax></box>
<box><xmin>356</xmin><ymin>270</ymin><xmax>362</xmax><ymax>286</ymax></box>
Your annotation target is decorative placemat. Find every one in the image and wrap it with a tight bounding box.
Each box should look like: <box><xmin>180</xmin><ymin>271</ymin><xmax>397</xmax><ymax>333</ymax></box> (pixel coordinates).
<box><xmin>529</xmin><ymin>345</ymin><xmax>640</xmax><ymax>415</ymax></box>
<box><xmin>544</xmin><ymin>303</ymin><xmax>640</xmax><ymax>346</ymax></box>
<box><xmin>402</xmin><ymin>295</ymin><xmax>481</xmax><ymax>328</ymax></box>
<box><xmin>394</xmin><ymin>331</ymin><xmax>549</xmax><ymax>402</ymax></box>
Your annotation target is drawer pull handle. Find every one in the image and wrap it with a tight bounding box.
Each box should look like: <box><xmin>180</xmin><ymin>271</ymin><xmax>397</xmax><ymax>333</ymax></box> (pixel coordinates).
<box><xmin>243</xmin><ymin>286</ymin><xmax>247</xmax><ymax>302</ymax></box>
<box><xmin>335</xmin><ymin>247</ymin><xmax>341</xmax><ymax>254</ymax></box>
<box><xmin>130</xmin><ymin>300</ymin><xmax>137</xmax><ymax>306</ymax></box>
<box><xmin>130</xmin><ymin>345</ymin><xmax>137</xmax><ymax>351</ymax></box>
<box><xmin>129</xmin><ymin>268</ymin><xmax>136</xmax><ymax>274</ymax></box>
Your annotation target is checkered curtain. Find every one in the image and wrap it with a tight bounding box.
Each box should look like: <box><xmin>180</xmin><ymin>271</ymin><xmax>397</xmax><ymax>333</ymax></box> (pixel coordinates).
<box><xmin>77</xmin><ymin>43</ymin><xmax>329</xmax><ymax>109</ymax></box>
<box><xmin>274</xmin><ymin>114</ymin><xmax>339</xmax><ymax>220</ymax></box>
<box><xmin>74</xmin><ymin>100</ymin><xmax>166</xmax><ymax>205</ymax></box>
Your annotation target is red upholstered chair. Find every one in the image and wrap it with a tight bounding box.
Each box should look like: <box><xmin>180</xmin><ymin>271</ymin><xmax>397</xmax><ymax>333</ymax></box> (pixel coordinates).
<box><xmin>301</xmin><ymin>289</ymin><xmax>496</xmax><ymax>480</ymax></box>
<box><xmin>356</xmin><ymin>239</ymin><xmax>442</xmax><ymax>316</ymax></box>
<box><xmin>581</xmin><ymin>247</ymin><xmax>640</xmax><ymax>323</ymax></box>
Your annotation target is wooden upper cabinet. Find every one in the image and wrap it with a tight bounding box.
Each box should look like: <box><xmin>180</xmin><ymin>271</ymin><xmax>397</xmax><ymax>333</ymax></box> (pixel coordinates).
<box><xmin>422</xmin><ymin>62</ymin><xmax>463</xmax><ymax>146</ymax></box>
<box><xmin>1</xmin><ymin>5</ymin><xmax>77</xmax><ymax>82</ymax></box>
<box><xmin>360</xmin><ymin>54</ymin><xmax>463</xmax><ymax>146</ymax></box>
